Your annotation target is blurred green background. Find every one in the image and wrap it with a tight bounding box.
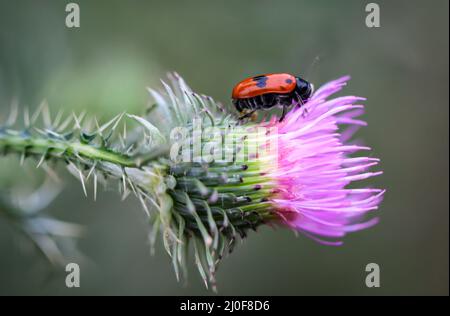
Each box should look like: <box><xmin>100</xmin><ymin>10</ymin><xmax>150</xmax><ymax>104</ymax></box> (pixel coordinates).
<box><xmin>0</xmin><ymin>0</ymin><xmax>448</xmax><ymax>295</ymax></box>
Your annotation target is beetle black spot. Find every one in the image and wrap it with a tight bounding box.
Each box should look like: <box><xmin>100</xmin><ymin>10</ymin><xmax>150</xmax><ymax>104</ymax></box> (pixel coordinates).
<box><xmin>285</xmin><ymin>79</ymin><xmax>293</xmax><ymax>84</ymax></box>
<box><xmin>253</xmin><ymin>76</ymin><xmax>268</xmax><ymax>88</ymax></box>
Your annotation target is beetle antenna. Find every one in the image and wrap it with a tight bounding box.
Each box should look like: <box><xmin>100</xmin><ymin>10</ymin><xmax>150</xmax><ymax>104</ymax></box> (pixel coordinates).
<box><xmin>305</xmin><ymin>54</ymin><xmax>322</xmax><ymax>81</ymax></box>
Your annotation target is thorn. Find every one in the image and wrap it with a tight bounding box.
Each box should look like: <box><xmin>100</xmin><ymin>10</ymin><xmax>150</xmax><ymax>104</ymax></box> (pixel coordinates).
<box><xmin>93</xmin><ymin>173</ymin><xmax>98</xmax><ymax>201</ymax></box>
<box><xmin>94</xmin><ymin>116</ymin><xmax>102</xmax><ymax>137</ymax></box>
<box><xmin>118</xmin><ymin>134</ymin><xmax>126</xmax><ymax>149</ymax></box>
<box><xmin>56</xmin><ymin>114</ymin><xmax>73</xmax><ymax>132</ymax></box>
<box><xmin>74</xmin><ymin>152</ymin><xmax>89</xmax><ymax>165</ymax></box>
<box><xmin>138</xmin><ymin>193</ymin><xmax>150</xmax><ymax>217</ymax></box>
<box><xmin>138</xmin><ymin>189</ymin><xmax>162</xmax><ymax>212</ymax></box>
<box><xmin>6</xmin><ymin>99</ymin><xmax>19</xmax><ymax>126</ymax></box>
<box><xmin>41</xmin><ymin>100</ymin><xmax>52</xmax><ymax>128</ymax></box>
<box><xmin>121</xmin><ymin>173</ymin><xmax>127</xmax><ymax>195</ymax></box>
<box><xmin>36</xmin><ymin>152</ymin><xmax>47</xmax><ymax>168</ymax></box>
<box><xmin>111</xmin><ymin>112</ymin><xmax>125</xmax><ymax>132</ymax></box>
<box><xmin>20</xmin><ymin>151</ymin><xmax>25</xmax><ymax>166</ymax></box>
<box><xmin>23</xmin><ymin>107</ymin><xmax>30</xmax><ymax>128</ymax></box>
<box><xmin>72</xmin><ymin>112</ymin><xmax>81</xmax><ymax>130</ymax></box>
<box><xmin>45</xmin><ymin>129</ymin><xmax>63</xmax><ymax>139</ymax></box>
<box><xmin>31</xmin><ymin>102</ymin><xmax>43</xmax><ymax>124</ymax></box>
<box><xmin>72</xmin><ymin>111</ymin><xmax>86</xmax><ymax>130</ymax></box>
<box><xmin>99</xmin><ymin>114</ymin><xmax>120</xmax><ymax>134</ymax></box>
<box><xmin>123</xmin><ymin>121</ymin><xmax>127</xmax><ymax>141</ymax></box>
<box><xmin>50</xmin><ymin>109</ymin><xmax>64</xmax><ymax>129</ymax></box>
<box><xmin>125</xmin><ymin>144</ymin><xmax>134</xmax><ymax>155</ymax></box>
<box><xmin>69</xmin><ymin>162</ymin><xmax>87</xmax><ymax>197</ymax></box>
<box><xmin>33</xmin><ymin>127</ymin><xmax>47</xmax><ymax>136</ymax></box>
<box><xmin>79</xmin><ymin>171</ymin><xmax>88</xmax><ymax>197</ymax></box>
<box><xmin>86</xmin><ymin>162</ymin><xmax>97</xmax><ymax>180</ymax></box>
<box><xmin>121</xmin><ymin>188</ymin><xmax>131</xmax><ymax>201</ymax></box>
<box><xmin>126</xmin><ymin>176</ymin><xmax>137</xmax><ymax>196</ymax></box>
<box><xmin>102</xmin><ymin>130</ymin><xmax>114</xmax><ymax>146</ymax></box>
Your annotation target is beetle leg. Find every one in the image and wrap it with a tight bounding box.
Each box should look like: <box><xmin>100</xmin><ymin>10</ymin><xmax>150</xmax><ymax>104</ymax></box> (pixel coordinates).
<box><xmin>300</xmin><ymin>98</ymin><xmax>309</xmax><ymax>118</ymax></box>
<box><xmin>239</xmin><ymin>109</ymin><xmax>256</xmax><ymax>121</ymax></box>
<box><xmin>259</xmin><ymin>95</ymin><xmax>265</xmax><ymax>106</ymax></box>
<box><xmin>253</xmin><ymin>98</ymin><xmax>259</xmax><ymax>110</ymax></box>
<box><xmin>294</xmin><ymin>91</ymin><xmax>309</xmax><ymax>117</ymax></box>
<box><xmin>294</xmin><ymin>92</ymin><xmax>304</xmax><ymax>107</ymax></box>
<box><xmin>279</xmin><ymin>104</ymin><xmax>287</xmax><ymax>122</ymax></box>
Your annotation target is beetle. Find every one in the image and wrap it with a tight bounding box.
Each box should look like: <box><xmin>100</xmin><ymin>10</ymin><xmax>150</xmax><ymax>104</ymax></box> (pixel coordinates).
<box><xmin>231</xmin><ymin>73</ymin><xmax>313</xmax><ymax>122</ymax></box>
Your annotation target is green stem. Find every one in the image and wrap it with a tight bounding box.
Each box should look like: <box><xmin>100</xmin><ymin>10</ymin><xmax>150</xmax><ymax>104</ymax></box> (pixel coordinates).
<box><xmin>0</xmin><ymin>130</ymin><xmax>136</xmax><ymax>168</ymax></box>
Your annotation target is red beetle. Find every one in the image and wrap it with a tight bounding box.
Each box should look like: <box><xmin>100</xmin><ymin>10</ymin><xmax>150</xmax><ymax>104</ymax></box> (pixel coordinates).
<box><xmin>232</xmin><ymin>73</ymin><xmax>313</xmax><ymax>121</ymax></box>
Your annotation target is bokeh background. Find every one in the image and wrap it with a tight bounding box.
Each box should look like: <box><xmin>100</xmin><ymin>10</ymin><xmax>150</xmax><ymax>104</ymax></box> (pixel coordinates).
<box><xmin>0</xmin><ymin>0</ymin><xmax>448</xmax><ymax>295</ymax></box>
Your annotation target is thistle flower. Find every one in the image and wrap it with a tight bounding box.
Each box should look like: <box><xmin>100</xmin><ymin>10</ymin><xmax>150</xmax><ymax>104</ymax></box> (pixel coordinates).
<box><xmin>259</xmin><ymin>76</ymin><xmax>385</xmax><ymax>245</ymax></box>
<box><xmin>0</xmin><ymin>73</ymin><xmax>384</xmax><ymax>290</ymax></box>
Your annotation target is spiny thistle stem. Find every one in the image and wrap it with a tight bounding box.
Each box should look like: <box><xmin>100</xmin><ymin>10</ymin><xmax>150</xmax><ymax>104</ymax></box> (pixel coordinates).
<box><xmin>0</xmin><ymin>129</ymin><xmax>136</xmax><ymax>168</ymax></box>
